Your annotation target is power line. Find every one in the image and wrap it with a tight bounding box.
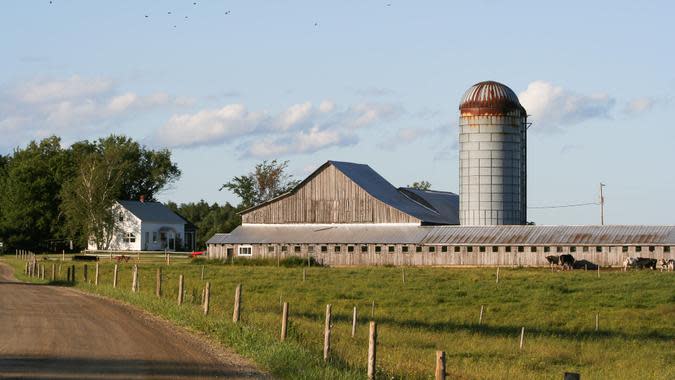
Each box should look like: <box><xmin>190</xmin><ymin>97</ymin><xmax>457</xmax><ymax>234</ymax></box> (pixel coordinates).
<box><xmin>528</xmin><ymin>202</ymin><xmax>599</xmax><ymax>210</ymax></box>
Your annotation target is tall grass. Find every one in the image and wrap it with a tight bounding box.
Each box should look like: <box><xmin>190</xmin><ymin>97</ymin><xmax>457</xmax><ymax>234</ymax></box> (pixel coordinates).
<box><xmin>4</xmin><ymin>257</ymin><xmax>674</xmax><ymax>379</ymax></box>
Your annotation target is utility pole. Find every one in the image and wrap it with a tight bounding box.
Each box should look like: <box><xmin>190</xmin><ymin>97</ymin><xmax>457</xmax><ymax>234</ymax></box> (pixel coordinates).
<box><xmin>599</xmin><ymin>183</ymin><xmax>606</xmax><ymax>225</ymax></box>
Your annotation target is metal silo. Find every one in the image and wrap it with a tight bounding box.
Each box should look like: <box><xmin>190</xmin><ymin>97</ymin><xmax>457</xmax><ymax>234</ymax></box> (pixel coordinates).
<box><xmin>458</xmin><ymin>81</ymin><xmax>527</xmax><ymax>225</ymax></box>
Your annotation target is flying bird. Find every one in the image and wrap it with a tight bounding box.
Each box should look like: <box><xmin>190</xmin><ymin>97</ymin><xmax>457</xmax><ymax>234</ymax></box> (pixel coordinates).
<box><xmin>168</xmin><ymin>11</ymin><xmax>172</xmax><ymax>14</ymax></box>
<box><xmin>225</xmin><ymin>10</ymin><xmax>231</xmax><ymax>15</ymax></box>
<box><xmin>314</xmin><ymin>22</ymin><xmax>318</xmax><ymax>26</ymax></box>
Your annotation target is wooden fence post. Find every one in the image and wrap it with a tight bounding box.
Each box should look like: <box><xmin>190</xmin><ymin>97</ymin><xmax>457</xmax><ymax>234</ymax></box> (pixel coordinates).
<box><xmin>131</xmin><ymin>265</ymin><xmax>138</xmax><ymax>293</ymax></box>
<box><xmin>280</xmin><ymin>302</ymin><xmax>289</xmax><ymax>341</ymax></box>
<box><xmin>178</xmin><ymin>274</ymin><xmax>184</xmax><ymax>305</ymax></box>
<box><xmin>597</xmin><ymin>265</ymin><xmax>600</xmax><ymax>278</ymax></box>
<box><xmin>519</xmin><ymin>327</ymin><xmax>525</xmax><ymax>350</ymax></box>
<box><xmin>41</xmin><ymin>265</ymin><xmax>45</xmax><ymax>280</ymax></box>
<box><xmin>496</xmin><ymin>267</ymin><xmax>500</xmax><ymax>284</ymax></box>
<box><xmin>367</xmin><ymin>321</ymin><xmax>377</xmax><ymax>380</ymax></box>
<box><xmin>595</xmin><ymin>313</ymin><xmax>599</xmax><ymax>331</ymax></box>
<box><xmin>94</xmin><ymin>263</ymin><xmax>99</xmax><ymax>286</ymax></box>
<box><xmin>402</xmin><ymin>267</ymin><xmax>406</xmax><ymax>284</ymax></box>
<box><xmin>156</xmin><ymin>267</ymin><xmax>162</xmax><ymax>297</ymax></box>
<box><xmin>323</xmin><ymin>304</ymin><xmax>332</xmax><ymax>362</ymax></box>
<box><xmin>24</xmin><ymin>262</ymin><xmax>28</xmax><ymax>276</ymax></box>
<box><xmin>113</xmin><ymin>264</ymin><xmax>119</xmax><ymax>288</ymax></box>
<box><xmin>479</xmin><ymin>305</ymin><xmax>484</xmax><ymax>325</ymax></box>
<box><xmin>233</xmin><ymin>284</ymin><xmax>241</xmax><ymax>322</ymax></box>
<box><xmin>351</xmin><ymin>306</ymin><xmax>358</xmax><ymax>338</ymax></box>
<box><xmin>66</xmin><ymin>266</ymin><xmax>71</xmax><ymax>283</ymax></box>
<box><xmin>203</xmin><ymin>282</ymin><xmax>211</xmax><ymax>315</ymax></box>
<box><xmin>51</xmin><ymin>263</ymin><xmax>56</xmax><ymax>282</ymax></box>
<box><xmin>435</xmin><ymin>351</ymin><xmax>446</xmax><ymax>380</ymax></box>
<box><xmin>303</xmin><ymin>268</ymin><xmax>306</xmax><ymax>282</ymax></box>
<box><xmin>201</xmin><ymin>265</ymin><xmax>205</xmax><ymax>281</ymax></box>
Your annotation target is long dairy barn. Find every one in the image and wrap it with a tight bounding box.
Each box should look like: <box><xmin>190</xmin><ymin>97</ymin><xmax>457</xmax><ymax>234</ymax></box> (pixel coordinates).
<box><xmin>207</xmin><ymin>81</ymin><xmax>675</xmax><ymax>267</ymax></box>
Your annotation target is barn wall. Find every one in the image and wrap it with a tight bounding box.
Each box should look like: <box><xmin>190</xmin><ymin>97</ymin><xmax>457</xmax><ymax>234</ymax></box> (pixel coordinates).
<box><xmin>207</xmin><ymin>243</ymin><xmax>675</xmax><ymax>267</ymax></box>
<box><xmin>241</xmin><ymin>164</ymin><xmax>420</xmax><ymax>224</ymax></box>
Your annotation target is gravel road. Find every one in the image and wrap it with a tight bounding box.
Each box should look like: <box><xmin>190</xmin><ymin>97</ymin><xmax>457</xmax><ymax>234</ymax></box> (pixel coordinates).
<box><xmin>0</xmin><ymin>263</ymin><xmax>269</xmax><ymax>379</ymax></box>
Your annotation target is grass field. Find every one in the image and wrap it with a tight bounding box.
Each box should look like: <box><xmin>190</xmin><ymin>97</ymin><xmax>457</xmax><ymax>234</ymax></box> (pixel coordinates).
<box><xmin>3</xmin><ymin>255</ymin><xmax>674</xmax><ymax>379</ymax></box>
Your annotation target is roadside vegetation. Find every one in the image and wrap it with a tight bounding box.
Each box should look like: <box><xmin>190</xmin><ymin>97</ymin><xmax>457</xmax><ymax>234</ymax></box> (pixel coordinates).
<box><xmin>3</xmin><ymin>256</ymin><xmax>674</xmax><ymax>379</ymax></box>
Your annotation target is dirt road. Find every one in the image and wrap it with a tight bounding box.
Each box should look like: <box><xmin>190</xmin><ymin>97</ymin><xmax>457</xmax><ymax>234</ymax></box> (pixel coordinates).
<box><xmin>0</xmin><ymin>263</ymin><xmax>269</xmax><ymax>379</ymax></box>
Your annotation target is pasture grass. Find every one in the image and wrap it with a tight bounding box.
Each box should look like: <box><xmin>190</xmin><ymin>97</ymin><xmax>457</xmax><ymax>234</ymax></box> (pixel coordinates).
<box><xmin>3</xmin><ymin>255</ymin><xmax>674</xmax><ymax>379</ymax></box>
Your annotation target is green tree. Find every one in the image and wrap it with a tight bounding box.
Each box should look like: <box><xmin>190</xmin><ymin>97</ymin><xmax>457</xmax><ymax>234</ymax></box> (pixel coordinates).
<box><xmin>408</xmin><ymin>180</ymin><xmax>432</xmax><ymax>190</ymax></box>
<box><xmin>220</xmin><ymin>160</ymin><xmax>300</xmax><ymax>209</ymax></box>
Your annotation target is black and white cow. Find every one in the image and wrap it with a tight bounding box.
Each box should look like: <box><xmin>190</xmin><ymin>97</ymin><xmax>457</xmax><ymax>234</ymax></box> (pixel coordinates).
<box><xmin>624</xmin><ymin>257</ymin><xmax>658</xmax><ymax>270</ymax></box>
<box><xmin>559</xmin><ymin>254</ymin><xmax>575</xmax><ymax>270</ymax></box>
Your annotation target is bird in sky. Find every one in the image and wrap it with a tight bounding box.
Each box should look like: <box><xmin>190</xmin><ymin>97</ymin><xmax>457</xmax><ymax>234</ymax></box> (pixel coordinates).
<box><xmin>225</xmin><ymin>10</ymin><xmax>231</xmax><ymax>15</ymax></box>
<box><xmin>314</xmin><ymin>22</ymin><xmax>318</xmax><ymax>26</ymax></box>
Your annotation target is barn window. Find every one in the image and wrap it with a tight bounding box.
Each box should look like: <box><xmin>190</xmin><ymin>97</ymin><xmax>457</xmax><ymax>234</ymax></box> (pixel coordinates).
<box><xmin>441</xmin><ymin>246</ymin><xmax>448</xmax><ymax>253</ymax></box>
<box><xmin>308</xmin><ymin>245</ymin><xmax>315</xmax><ymax>253</ymax></box>
<box><xmin>467</xmin><ymin>246</ymin><xmax>473</xmax><ymax>253</ymax></box>
<box><xmin>556</xmin><ymin>246</ymin><xmax>562</xmax><ymax>253</ymax></box>
<box><xmin>267</xmin><ymin>245</ymin><xmax>275</xmax><ymax>253</ymax></box>
<box><xmin>505</xmin><ymin>246</ymin><xmax>511</xmax><ymax>253</ymax></box>
<box><xmin>334</xmin><ymin>245</ymin><xmax>341</xmax><ymax>253</ymax></box>
<box><xmin>238</xmin><ymin>245</ymin><xmax>252</xmax><ymax>256</ymax></box>
<box><xmin>281</xmin><ymin>246</ymin><xmax>288</xmax><ymax>252</ymax></box>
<box><xmin>321</xmin><ymin>246</ymin><xmax>328</xmax><ymax>253</ymax></box>
<box><xmin>123</xmin><ymin>233</ymin><xmax>136</xmax><ymax>243</ymax></box>
<box><xmin>375</xmin><ymin>246</ymin><xmax>382</xmax><ymax>253</ymax></box>
<box><xmin>622</xmin><ymin>246</ymin><xmax>628</xmax><ymax>253</ymax></box>
<box><xmin>454</xmin><ymin>246</ymin><xmax>461</xmax><ymax>253</ymax></box>
<box><xmin>361</xmin><ymin>245</ymin><xmax>368</xmax><ymax>253</ymax></box>
<box><xmin>518</xmin><ymin>246</ymin><xmax>524</xmax><ymax>253</ymax></box>
<box><xmin>649</xmin><ymin>246</ymin><xmax>655</xmax><ymax>252</ymax></box>
<box><xmin>635</xmin><ymin>246</ymin><xmax>642</xmax><ymax>253</ymax></box>
<box><xmin>492</xmin><ymin>246</ymin><xmax>498</xmax><ymax>253</ymax></box>
<box><xmin>294</xmin><ymin>245</ymin><xmax>301</xmax><ymax>253</ymax></box>
<box><xmin>402</xmin><ymin>245</ymin><xmax>409</xmax><ymax>253</ymax></box>
<box><xmin>348</xmin><ymin>245</ymin><xmax>355</xmax><ymax>253</ymax></box>
<box><xmin>388</xmin><ymin>245</ymin><xmax>395</xmax><ymax>253</ymax></box>
<box><xmin>479</xmin><ymin>246</ymin><xmax>486</xmax><ymax>253</ymax></box>
<box><xmin>570</xmin><ymin>247</ymin><xmax>576</xmax><ymax>253</ymax></box>
<box><xmin>665</xmin><ymin>246</ymin><xmax>671</xmax><ymax>253</ymax></box>
<box><xmin>544</xmin><ymin>246</ymin><xmax>550</xmax><ymax>253</ymax></box>
<box><xmin>583</xmin><ymin>246</ymin><xmax>589</xmax><ymax>252</ymax></box>
<box><xmin>596</xmin><ymin>246</ymin><xmax>602</xmax><ymax>253</ymax></box>
<box><xmin>416</xmin><ymin>246</ymin><xmax>423</xmax><ymax>253</ymax></box>
<box><xmin>429</xmin><ymin>246</ymin><xmax>436</xmax><ymax>253</ymax></box>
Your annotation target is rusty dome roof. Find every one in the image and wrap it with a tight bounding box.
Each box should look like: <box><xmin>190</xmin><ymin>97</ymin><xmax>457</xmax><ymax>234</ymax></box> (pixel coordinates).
<box><xmin>459</xmin><ymin>81</ymin><xmax>526</xmax><ymax>115</ymax></box>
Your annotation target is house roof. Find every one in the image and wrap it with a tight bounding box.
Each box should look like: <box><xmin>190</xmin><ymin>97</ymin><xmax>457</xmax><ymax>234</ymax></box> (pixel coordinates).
<box><xmin>118</xmin><ymin>201</ymin><xmax>188</xmax><ymax>225</ymax></box>
<box><xmin>208</xmin><ymin>224</ymin><xmax>675</xmax><ymax>246</ymax></box>
<box><xmin>240</xmin><ymin>160</ymin><xmax>459</xmax><ymax>225</ymax></box>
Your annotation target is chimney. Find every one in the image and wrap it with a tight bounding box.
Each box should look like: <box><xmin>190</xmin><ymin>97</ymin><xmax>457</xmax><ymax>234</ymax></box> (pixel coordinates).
<box><xmin>139</xmin><ymin>195</ymin><xmax>145</xmax><ymax>203</ymax></box>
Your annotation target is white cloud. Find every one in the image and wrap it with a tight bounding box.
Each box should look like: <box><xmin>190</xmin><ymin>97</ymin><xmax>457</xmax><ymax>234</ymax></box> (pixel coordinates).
<box><xmin>14</xmin><ymin>75</ymin><xmax>113</xmax><ymax>103</ymax></box>
<box><xmin>518</xmin><ymin>81</ymin><xmax>615</xmax><ymax>131</ymax></box>
<box><xmin>154</xmin><ymin>101</ymin><xmax>402</xmax><ymax>157</ymax></box>
<box><xmin>623</xmin><ymin>97</ymin><xmax>655</xmax><ymax>114</ymax></box>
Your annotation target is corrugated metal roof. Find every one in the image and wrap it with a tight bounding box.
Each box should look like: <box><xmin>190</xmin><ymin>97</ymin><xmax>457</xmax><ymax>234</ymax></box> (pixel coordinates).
<box><xmin>459</xmin><ymin>81</ymin><xmax>525</xmax><ymax>115</ymax></box>
<box><xmin>208</xmin><ymin>224</ymin><xmax>675</xmax><ymax>246</ymax></box>
<box><xmin>421</xmin><ymin>225</ymin><xmax>675</xmax><ymax>245</ymax></box>
<box><xmin>216</xmin><ymin>224</ymin><xmax>429</xmax><ymax>244</ymax></box>
<box><xmin>118</xmin><ymin>201</ymin><xmax>187</xmax><ymax>224</ymax></box>
<box><xmin>398</xmin><ymin>188</ymin><xmax>459</xmax><ymax>225</ymax></box>
<box><xmin>206</xmin><ymin>233</ymin><xmax>230</xmax><ymax>244</ymax></box>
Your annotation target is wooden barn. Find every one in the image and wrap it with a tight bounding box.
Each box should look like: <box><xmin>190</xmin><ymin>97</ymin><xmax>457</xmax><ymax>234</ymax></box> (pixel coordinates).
<box><xmin>207</xmin><ymin>160</ymin><xmax>675</xmax><ymax>267</ymax></box>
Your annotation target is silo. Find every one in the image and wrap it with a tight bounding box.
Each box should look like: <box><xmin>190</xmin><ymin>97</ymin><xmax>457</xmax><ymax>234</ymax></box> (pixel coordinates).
<box><xmin>458</xmin><ymin>81</ymin><xmax>527</xmax><ymax>225</ymax></box>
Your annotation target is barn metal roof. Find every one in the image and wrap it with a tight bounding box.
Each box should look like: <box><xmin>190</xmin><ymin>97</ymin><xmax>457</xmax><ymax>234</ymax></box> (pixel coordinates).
<box><xmin>208</xmin><ymin>224</ymin><xmax>675</xmax><ymax>246</ymax></box>
<box><xmin>398</xmin><ymin>188</ymin><xmax>459</xmax><ymax>225</ymax></box>
<box><xmin>206</xmin><ymin>233</ymin><xmax>230</xmax><ymax>244</ymax></box>
<box><xmin>118</xmin><ymin>201</ymin><xmax>187</xmax><ymax>224</ymax></box>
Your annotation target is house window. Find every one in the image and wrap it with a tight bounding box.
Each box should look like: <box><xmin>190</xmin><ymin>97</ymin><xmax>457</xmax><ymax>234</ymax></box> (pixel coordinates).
<box><xmin>361</xmin><ymin>245</ymin><xmax>368</xmax><ymax>253</ymax></box>
<box><xmin>152</xmin><ymin>232</ymin><xmax>158</xmax><ymax>243</ymax></box>
<box><xmin>268</xmin><ymin>245</ymin><xmax>275</xmax><ymax>253</ymax></box>
<box><xmin>321</xmin><ymin>246</ymin><xmax>328</xmax><ymax>253</ymax></box>
<box><xmin>347</xmin><ymin>245</ymin><xmax>354</xmax><ymax>253</ymax></box>
<box><xmin>454</xmin><ymin>246</ymin><xmax>460</xmax><ymax>253</ymax></box>
<box><xmin>308</xmin><ymin>245</ymin><xmax>315</xmax><ymax>253</ymax></box>
<box><xmin>596</xmin><ymin>246</ymin><xmax>602</xmax><ymax>253</ymax></box>
<box><xmin>429</xmin><ymin>246</ymin><xmax>436</xmax><ymax>253</ymax></box>
<box><xmin>238</xmin><ymin>245</ymin><xmax>252</xmax><ymax>256</ymax></box>
<box><xmin>416</xmin><ymin>246</ymin><xmax>423</xmax><ymax>253</ymax></box>
<box><xmin>441</xmin><ymin>246</ymin><xmax>448</xmax><ymax>253</ymax></box>
<box><xmin>375</xmin><ymin>246</ymin><xmax>382</xmax><ymax>253</ymax></box>
<box><xmin>479</xmin><ymin>246</ymin><xmax>486</xmax><ymax>253</ymax></box>
<box><xmin>334</xmin><ymin>245</ymin><xmax>341</xmax><ymax>253</ymax></box>
<box><xmin>294</xmin><ymin>245</ymin><xmax>301</xmax><ymax>253</ymax></box>
<box><xmin>402</xmin><ymin>245</ymin><xmax>409</xmax><ymax>253</ymax></box>
<box><xmin>388</xmin><ymin>245</ymin><xmax>395</xmax><ymax>253</ymax></box>
<box><xmin>123</xmin><ymin>233</ymin><xmax>136</xmax><ymax>243</ymax></box>
<box><xmin>145</xmin><ymin>232</ymin><xmax>149</xmax><ymax>244</ymax></box>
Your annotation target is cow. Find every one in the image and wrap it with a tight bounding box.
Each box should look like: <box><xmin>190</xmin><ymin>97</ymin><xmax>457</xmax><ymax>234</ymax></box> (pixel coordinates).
<box><xmin>559</xmin><ymin>254</ymin><xmax>575</xmax><ymax>271</ymax></box>
<box><xmin>635</xmin><ymin>257</ymin><xmax>658</xmax><ymax>270</ymax></box>
<box><xmin>658</xmin><ymin>259</ymin><xmax>675</xmax><ymax>272</ymax></box>
<box><xmin>623</xmin><ymin>257</ymin><xmax>636</xmax><ymax>271</ymax></box>
<box><xmin>545</xmin><ymin>255</ymin><xmax>560</xmax><ymax>268</ymax></box>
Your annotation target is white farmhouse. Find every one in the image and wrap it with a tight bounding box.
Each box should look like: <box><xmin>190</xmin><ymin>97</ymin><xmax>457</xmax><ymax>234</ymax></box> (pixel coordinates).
<box><xmin>88</xmin><ymin>200</ymin><xmax>196</xmax><ymax>252</ymax></box>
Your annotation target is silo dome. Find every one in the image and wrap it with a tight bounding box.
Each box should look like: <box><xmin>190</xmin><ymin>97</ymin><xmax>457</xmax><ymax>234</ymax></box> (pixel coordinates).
<box><xmin>458</xmin><ymin>80</ymin><xmax>528</xmax><ymax>226</ymax></box>
<box><xmin>459</xmin><ymin>81</ymin><xmax>526</xmax><ymax>116</ymax></box>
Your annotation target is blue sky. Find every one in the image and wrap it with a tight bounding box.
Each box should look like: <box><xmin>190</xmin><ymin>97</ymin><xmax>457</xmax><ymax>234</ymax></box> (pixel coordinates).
<box><xmin>1</xmin><ymin>1</ymin><xmax>674</xmax><ymax>225</ymax></box>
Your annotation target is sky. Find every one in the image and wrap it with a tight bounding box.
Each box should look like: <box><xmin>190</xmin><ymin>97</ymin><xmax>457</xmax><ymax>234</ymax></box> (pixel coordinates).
<box><xmin>1</xmin><ymin>0</ymin><xmax>674</xmax><ymax>225</ymax></box>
